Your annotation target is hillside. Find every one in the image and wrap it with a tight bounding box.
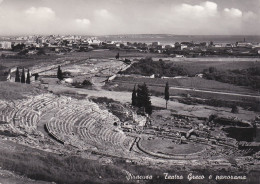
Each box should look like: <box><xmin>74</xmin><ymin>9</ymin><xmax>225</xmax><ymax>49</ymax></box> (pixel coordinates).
<box><xmin>0</xmin><ymin>82</ymin><xmax>44</xmax><ymax>100</ymax></box>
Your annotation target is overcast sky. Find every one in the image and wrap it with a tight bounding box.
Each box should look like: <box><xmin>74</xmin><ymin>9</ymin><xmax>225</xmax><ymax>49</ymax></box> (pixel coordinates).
<box><xmin>0</xmin><ymin>0</ymin><xmax>259</xmax><ymax>35</ymax></box>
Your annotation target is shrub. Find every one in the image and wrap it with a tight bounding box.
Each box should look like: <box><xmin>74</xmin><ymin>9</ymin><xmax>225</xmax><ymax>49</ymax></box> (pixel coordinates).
<box><xmin>203</xmin><ymin>66</ymin><xmax>260</xmax><ymax>90</ymax></box>
<box><xmin>231</xmin><ymin>105</ymin><xmax>239</xmax><ymax>113</ymax></box>
<box><xmin>82</xmin><ymin>80</ymin><xmax>92</xmax><ymax>86</ymax></box>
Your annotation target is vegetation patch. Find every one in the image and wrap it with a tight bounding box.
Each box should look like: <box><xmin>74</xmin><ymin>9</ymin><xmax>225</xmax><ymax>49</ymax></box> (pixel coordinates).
<box><xmin>203</xmin><ymin>67</ymin><xmax>260</xmax><ymax>90</ymax></box>
<box><xmin>91</xmin><ymin>97</ymin><xmax>133</xmax><ymax>122</ymax></box>
<box><xmin>120</xmin><ymin>57</ymin><xmax>188</xmax><ymax>77</ymax></box>
<box><xmin>177</xmin><ymin>97</ymin><xmax>260</xmax><ymax>112</ymax></box>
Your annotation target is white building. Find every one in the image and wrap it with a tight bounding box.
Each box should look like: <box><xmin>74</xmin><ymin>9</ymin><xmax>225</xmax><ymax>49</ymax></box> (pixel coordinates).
<box><xmin>237</xmin><ymin>42</ymin><xmax>252</xmax><ymax>47</ymax></box>
<box><xmin>213</xmin><ymin>44</ymin><xmax>222</xmax><ymax>48</ymax></box>
<box><xmin>0</xmin><ymin>41</ymin><xmax>12</xmax><ymax>49</ymax></box>
<box><xmin>88</xmin><ymin>39</ymin><xmax>101</xmax><ymax>46</ymax></box>
<box><xmin>252</xmin><ymin>43</ymin><xmax>260</xmax><ymax>49</ymax></box>
<box><xmin>181</xmin><ymin>44</ymin><xmax>188</xmax><ymax>50</ymax></box>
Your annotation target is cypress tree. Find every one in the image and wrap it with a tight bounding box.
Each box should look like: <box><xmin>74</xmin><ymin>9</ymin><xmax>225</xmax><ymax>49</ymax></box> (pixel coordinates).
<box><xmin>57</xmin><ymin>65</ymin><xmax>63</xmax><ymax>80</ymax></box>
<box><xmin>136</xmin><ymin>83</ymin><xmax>152</xmax><ymax>115</ymax></box>
<box><xmin>115</xmin><ymin>52</ymin><xmax>119</xmax><ymax>59</ymax></box>
<box><xmin>164</xmin><ymin>82</ymin><xmax>169</xmax><ymax>109</ymax></box>
<box><xmin>142</xmin><ymin>83</ymin><xmax>152</xmax><ymax>115</ymax></box>
<box><xmin>21</xmin><ymin>68</ymin><xmax>25</xmax><ymax>83</ymax></box>
<box><xmin>15</xmin><ymin>67</ymin><xmax>20</xmax><ymax>82</ymax></box>
<box><xmin>131</xmin><ymin>85</ymin><xmax>137</xmax><ymax>106</ymax></box>
<box><xmin>26</xmin><ymin>69</ymin><xmax>30</xmax><ymax>84</ymax></box>
<box><xmin>136</xmin><ymin>84</ymin><xmax>143</xmax><ymax>108</ymax></box>
<box><xmin>231</xmin><ymin>105</ymin><xmax>239</xmax><ymax>113</ymax></box>
<box><xmin>34</xmin><ymin>73</ymin><xmax>39</xmax><ymax>81</ymax></box>
<box><xmin>145</xmin><ymin>99</ymin><xmax>152</xmax><ymax>115</ymax></box>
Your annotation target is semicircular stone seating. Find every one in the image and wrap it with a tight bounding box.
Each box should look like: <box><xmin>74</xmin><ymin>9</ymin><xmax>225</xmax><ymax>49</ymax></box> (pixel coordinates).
<box><xmin>45</xmin><ymin>100</ymin><xmax>135</xmax><ymax>153</ymax></box>
<box><xmin>0</xmin><ymin>102</ymin><xmax>15</xmax><ymax>123</ymax></box>
<box><xmin>0</xmin><ymin>93</ymin><xmax>135</xmax><ymax>155</ymax></box>
<box><xmin>0</xmin><ymin>94</ymin><xmax>71</xmax><ymax>131</ymax></box>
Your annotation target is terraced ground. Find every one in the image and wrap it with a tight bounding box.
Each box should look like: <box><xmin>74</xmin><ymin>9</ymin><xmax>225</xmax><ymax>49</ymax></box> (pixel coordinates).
<box><xmin>0</xmin><ymin>93</ymin><xmax>136</xmax><ymax>157</ymax></box>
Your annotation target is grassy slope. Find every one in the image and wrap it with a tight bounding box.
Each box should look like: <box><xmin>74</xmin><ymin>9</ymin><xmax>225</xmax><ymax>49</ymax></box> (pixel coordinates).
<box><xmin>0</xmin><ymin>140</ymin><xmax>259</xmax><ymax>184</ymax></box>
<box><xmin>0</xmin><ymin>140</ymin><xmax>127</xmax><ymax>184</ymax></box>
<box><xmin>0</xmin><ymin>168</ymin><xmax>51</xmax><ymax>184</ymax></box>
<box><xmin>0</xmin><ymin>82</ymin><xmax>44</xmax><ymax>100</ymax></box>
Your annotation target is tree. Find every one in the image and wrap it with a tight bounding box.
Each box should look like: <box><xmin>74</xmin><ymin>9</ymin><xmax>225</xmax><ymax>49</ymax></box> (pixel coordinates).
<box><xmin>21</xmin><ymin>68</ymin><xmax>25</xmax><ymax>83</ymax></box>
<box><xmin>33</xmin><ymin>73</ymin><xmax>39</xmax><ymax>81</ymax></box>
<box><xmin>15</xmin><ymin>67</ymin><xmax>20</xmax><ymax>82</ymax></box>
<box><xmin>136</xmin><ymin>84</ymin><xmax>144</xmax><ymax>108</ymax></box>
<box><xmin>231</xmin><ymin>105</ymin><xmax>239</xmax><ymax>113</ymax></box>
<box><xmin>37</xmin><ymin>48</ymin><xmax>46</xmax><ymax>55</ymax></box>
<box><xmin>164</xmin><ymin>82</ymin><xmax>169</xmax><ymax>109</ymax></box>
<box><xmin>18</xmin><ymin>49</ymin><xmax>29</xmax><ymax>55</ymax></box>
<box><xmin>131</xmin><ymin>85</ymin><xmax>137</xmax><ymax>106</ymax></box>
<box><xmin>136</xmin><ymin>83</ymin><xmax>152</xmax><ymax>115</ymax></box>
<box><xmin>209</xmin><ymin>67</ymin><xmax>217</xmax><ymax>73</ymax></box>
<box><xmin>26</xmin><ymin>69</ymin><xmax>30</xmax><ymax>84</ymax></box>
<box><xmin>57</xmin><ymin>65</ymin><xmax>63</xmax><ymax>80</ymax></box>
<box><xmin>145</xmin><ymin>98</ymin><xmax>152</xmax><ymax>115</ymax></box>
<box><xmin>82</xmin><ymin>80</ymin><xmax>92</xmax><ymax>86</ymax></box>
<box><xmin>115</xmin><ymin>52</ymin><xmax>119</xmax><ymax>59</ymax></box>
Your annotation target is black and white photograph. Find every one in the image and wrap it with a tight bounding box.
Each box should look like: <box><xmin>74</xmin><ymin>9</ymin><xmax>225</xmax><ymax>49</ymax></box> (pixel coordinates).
<box><xmin>0</xmin><ymin>0</ymin><xmax>259</xmax><ymax>183</ymax></box>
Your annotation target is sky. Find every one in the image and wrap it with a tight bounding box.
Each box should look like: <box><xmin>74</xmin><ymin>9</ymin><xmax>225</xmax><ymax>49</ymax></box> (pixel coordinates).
<box><xmin>0</xmin><ymin>0</ymin><xmax>259</xmax><ymax>35</ymax></box>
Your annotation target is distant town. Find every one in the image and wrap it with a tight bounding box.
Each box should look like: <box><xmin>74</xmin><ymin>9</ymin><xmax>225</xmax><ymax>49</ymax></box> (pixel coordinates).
<box><xmin>1</xmin><ymin>35</ymin><xmax>260</xmax><ymax>57</ymax></box>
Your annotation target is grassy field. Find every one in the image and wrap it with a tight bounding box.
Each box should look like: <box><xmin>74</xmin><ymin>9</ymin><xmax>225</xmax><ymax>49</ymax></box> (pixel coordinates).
<box><xmin>68</xmin><ymin>50</ymin><xmax>164</xmax><ymax>59</ymax></box>
<box><xmin>1</xmin><ymin>50</ymin><xmax>259</xmax><ymax>80</ymax></box>
<box><xmin>106</xmin><ymin>78</ymin><xmax>260</xmax><ymax>112</ymax></box>
<box><xmin>112</xmin><ymin>76</ymin><xmax>258</xmax><ymax>94</ymax></box>
<box><xmin>163</xmin><ymin>58</ymin><xmax>260</xmax><ymax>76</ymax></box>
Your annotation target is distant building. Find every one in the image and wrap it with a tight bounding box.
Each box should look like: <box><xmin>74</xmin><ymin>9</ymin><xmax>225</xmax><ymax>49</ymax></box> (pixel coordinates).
<box><xmin>181</xmin><ymin>44</ymin><xmax>188</xmax><ymax>50</ymax></box>
<box><xmin>152</xmin><ymin>42</ymin><xmax>160</xmax><ymax>47</ymax></box>
<box><xmin>88</xmin><ymin>39</ymin><xmax>101</xmax><ymax>46</ymax></box>
<box><xmin>165</xmin><ymin>45</ymin><xmax>173</xmax><ymax>49</ymax></box>
<box><xmin>252</xmin><ymin>43</ymin><xmax>260</xmax><ymax>49</ymax></box>
<box><xmin>28</xmin><ymin>50</ymin><xmax>37</xmax><ymax>55</ymax></box>
<box><xmin>175</xmin><ymin>54</ymin><xmax>185</xmax><ymax>58</ymax></box>
<box><xmin>0</xmin><ymin>41</ymin><xmax>12</xmax><ymax>49</ymax></box>
<box><xmin>106</xmin><ymin>41</ymin><xmax>115</xmax><ymax>45</ymax></box>
<box><xmin>48</xmin><ymin>38</ymin><xmax>56</xmax><ymax>45</ymax></box>
<box><xmin>225</xmin><ymin>43</ymin><xmax>234</xmax><ymax>48</ymax></box>
<box><xmin>236</xmin><ymin>42</ymin><xmax>252</xmax><ymax>48</ymax></box>
<box><xmin>174</xmin><ymin>42</ymin><xmax>181</xmax><ymax>50</ymax></box>
<box><xmin>36</xmin><ymin>37</ymin><xmax>44</xmax><ymax>44</ymax></box>
<box><xmin>213</xmin><ymin>44</ymin><xmax>222</xmax><ymax>48</ymax></box>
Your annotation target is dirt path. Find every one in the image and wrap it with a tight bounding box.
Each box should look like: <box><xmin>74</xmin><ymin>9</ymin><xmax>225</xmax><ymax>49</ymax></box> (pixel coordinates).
<box><xmin>170</xmin><ymin>86</ymin><xmax>260</xmax><ymax>98</ymax></box>
<box><xmin>37</xmin><ymin>111</ymin><xmax>57</xmax><ymax>137</ymax></box>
